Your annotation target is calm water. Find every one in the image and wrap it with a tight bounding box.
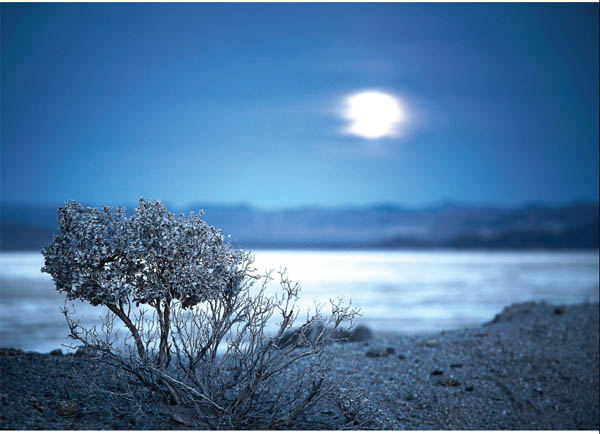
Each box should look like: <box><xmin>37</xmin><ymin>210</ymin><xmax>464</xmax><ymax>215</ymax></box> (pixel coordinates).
<box><xmin>0</xmin><ymin>250</ymin><xmax>598</xmax><ymax>353</ymax></box>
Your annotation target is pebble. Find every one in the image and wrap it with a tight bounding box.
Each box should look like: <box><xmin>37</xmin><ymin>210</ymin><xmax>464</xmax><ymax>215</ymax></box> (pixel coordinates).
<box><xmin>437</xmin><ymin>378</ymin><xmax>462</xmax><ymax>387</ymax></box>
<box><xmin>419</xmin><ymin>340</ymin><xmax>438</xmax><ymax>348</ymax></box>
<box><xmin>1</xmin><ymin>301</ymin><xmax>597</xmax><ymax>430</ymax></box>
<box><xmin>365</xmin><ymin>347</ymin><xmax>396</xmax><ymax>358</ymax></box>
<box><xmin>57</xmin><ymin>400</ymin><xmax>78</xmax><ymax>417</ymax></box>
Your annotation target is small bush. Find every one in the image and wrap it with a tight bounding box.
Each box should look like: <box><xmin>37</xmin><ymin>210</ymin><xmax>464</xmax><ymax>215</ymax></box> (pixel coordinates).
<box><xmin>42</xmin><ymin>199</ymin><xmax>359</xmax><ymax>429</ymax></box>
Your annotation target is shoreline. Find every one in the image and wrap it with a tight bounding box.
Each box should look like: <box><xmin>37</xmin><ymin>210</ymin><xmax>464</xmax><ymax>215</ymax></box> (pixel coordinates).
<box><xmin>1</xmin><ymin>300</ymin><xmax>598</xmax><ymax>429</ymax></box>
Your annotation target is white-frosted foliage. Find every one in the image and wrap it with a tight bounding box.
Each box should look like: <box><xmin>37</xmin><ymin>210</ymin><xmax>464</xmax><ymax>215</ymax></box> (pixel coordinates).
<box><xmin>42</xmin><ymin>199</ymin><xmax>249</xmax><ymax>307</ymax></box>
<box><xmin>41</xmin><ymin>198</ymin><xmax>361</xmax><ymax>428</ymax></box>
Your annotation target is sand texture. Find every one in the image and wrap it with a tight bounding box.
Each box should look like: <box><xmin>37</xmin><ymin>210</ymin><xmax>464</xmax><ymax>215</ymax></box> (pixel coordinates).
<box><xmin>1</xmin><ymin>301</ymin><xmax>598</xmax><ymax>429</ymax></box>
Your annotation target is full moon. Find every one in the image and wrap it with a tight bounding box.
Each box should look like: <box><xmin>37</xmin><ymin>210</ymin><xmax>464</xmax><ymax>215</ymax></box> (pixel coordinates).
<box><xmin>343</xmin><ymin>91</ymin><xmax>406</xmax><ymax>139</ymax></box>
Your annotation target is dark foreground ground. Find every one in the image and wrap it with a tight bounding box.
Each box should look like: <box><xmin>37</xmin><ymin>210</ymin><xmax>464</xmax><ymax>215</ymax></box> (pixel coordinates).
<box><xmin>1</xmin><ymin>301</ymin><xmax>598</xmax><ymax>430</ymax></box>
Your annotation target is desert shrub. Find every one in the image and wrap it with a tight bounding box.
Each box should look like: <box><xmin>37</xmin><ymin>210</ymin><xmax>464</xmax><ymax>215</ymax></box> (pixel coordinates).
<box><xmin>42</xmin><ymin>199</ymin><xmax>359</xmax><ymax>429</ymax></box>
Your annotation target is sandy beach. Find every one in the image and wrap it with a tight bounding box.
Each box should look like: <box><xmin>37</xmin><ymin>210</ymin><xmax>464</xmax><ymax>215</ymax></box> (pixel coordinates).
<box><xmin>1</xmin><ymin>301</ymin><xmax>598</xmax><ymax>430</ymax></box>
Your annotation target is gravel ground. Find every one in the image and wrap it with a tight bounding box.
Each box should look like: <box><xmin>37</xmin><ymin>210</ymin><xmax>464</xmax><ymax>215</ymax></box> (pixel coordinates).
<box><xmin>322</xmin><ymin>301</ymin><xmax>599</xmax><ymax>429</ymax></box>
<box><xmin>1</xmin><ymin>301</ymin><xmax>598</xmax><ymax>430</ymax></box>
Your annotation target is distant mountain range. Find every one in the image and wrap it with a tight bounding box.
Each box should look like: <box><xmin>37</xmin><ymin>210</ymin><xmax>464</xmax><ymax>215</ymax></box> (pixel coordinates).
<box><xmin>1</xmin><ymin>201</ymin><xmax>598</xmax><ymax>251</ymax></box>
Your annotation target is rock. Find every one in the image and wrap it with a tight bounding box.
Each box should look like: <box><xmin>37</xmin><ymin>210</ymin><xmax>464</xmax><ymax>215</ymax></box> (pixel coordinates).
<box><xmin>277</xmin><ymin>326</ymin><xmax>315</xmax><ymax>348</ymax></box>
<box><xmin>75</xmin><ymin>346</ymin><xmax>102</xmax><ymax>358</ymax></box>
<box><xmin>57</xmin><ymin>400</ymin><xmax>78</xmax><ymax>417</ymax></box>
<box><xmin>430</xmin><ymin>369</ymin><xmax>444</xmax><ymax>376</ymax></box>
<box><xmin>328</xmin><ymin>328</ymin><xmax>351</xmax><ymax>342</ymax></box>
<box><xmin>419</xmin><ymin>339</ymin><xmax>438</xmax><ymax>348</ymax></box>
<box><xmin>1</xmin><ymin>348</ymin><xmax>25</xmax><ymax>356</ymax></box>
<box><xmin>437</xmin><ymin>378</ymin><xmax>462</xmax><ymax>387</ymax></box>
<box><xmin>398</xmin><ymin>354</ymin><xmax>406</xmax><ymax>360</ymax></box>
<box><xmin>465</xmin><ymin>386</ymin><xmax>474</xmax><ymax>392</ymax></box>
<box><xmin>450</xmin><ymin>363</ymin><xmax>463</xmax><ymax>368</ymax></box>
<box><xmin>49</xmin><ymin>349</ymin><xmax>63</xmax><ymax>356</ymax></box>
<box><xmin>364</xmin><ymin>349</ymin><xmax>378</xmax><ymax>357</ymax></box>
<box><xmin>348</xmin><ymin>325</ymin><xmax>374</xmax><ymax>342</ymax></box>
<box><xmin>487</xmin><ymin>301</ymin><xmax>538</xmax><ymax>324</ymax></box>
<box><xmin>365</xmin><ymin>347</ymin><xmax>396</xmax><ymax>358</ymax></box>
<box><xmin>279</xmin><ymin>321</ymin><xmax>354</xmax><ymax>347</ymax></box>
<box><xmin>329</xmin><ymin>324</ymin><xmax>374</xmax><ymax>343</ymax></box>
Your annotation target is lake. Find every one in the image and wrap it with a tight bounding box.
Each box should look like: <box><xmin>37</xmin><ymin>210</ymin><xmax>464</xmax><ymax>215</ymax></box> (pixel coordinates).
<box><xmin>0</xmin><ymin>250</ymin><xmax>598</xmax><ymax>353</ymax></box>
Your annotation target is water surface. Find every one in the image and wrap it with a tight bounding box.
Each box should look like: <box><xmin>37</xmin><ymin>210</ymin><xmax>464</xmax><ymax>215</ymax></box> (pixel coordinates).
<box><xmin>1</xmin><ymin>250</ymin><xmax>597</xmax><ymax>352</ymax></box>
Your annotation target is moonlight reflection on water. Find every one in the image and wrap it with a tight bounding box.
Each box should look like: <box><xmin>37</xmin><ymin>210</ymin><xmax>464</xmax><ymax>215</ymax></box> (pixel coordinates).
<box><xmin>0</xmin><ymin>250</ymin><xmax>598</xmax><ymax>352</ymax></box>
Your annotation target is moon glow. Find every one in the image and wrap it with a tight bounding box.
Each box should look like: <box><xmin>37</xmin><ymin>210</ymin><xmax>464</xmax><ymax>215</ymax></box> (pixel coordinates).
<box><xmin>343</xmin><ymin>91</ymin><xmax>406</xmax><ymax>139</ymax></box>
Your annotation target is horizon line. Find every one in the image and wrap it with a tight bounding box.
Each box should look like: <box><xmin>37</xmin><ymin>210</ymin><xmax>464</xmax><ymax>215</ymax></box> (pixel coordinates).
<box><xmin>1</xmin><ymin>198</ymin><xmax>598</xmax><ymax>213</ymax></box>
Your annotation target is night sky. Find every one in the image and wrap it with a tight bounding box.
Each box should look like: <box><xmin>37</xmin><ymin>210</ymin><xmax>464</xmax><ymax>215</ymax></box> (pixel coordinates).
<box><xmin>1</xmin><ymin>3</ymin><xmax>598</xmax><ymax>208</ymax></box>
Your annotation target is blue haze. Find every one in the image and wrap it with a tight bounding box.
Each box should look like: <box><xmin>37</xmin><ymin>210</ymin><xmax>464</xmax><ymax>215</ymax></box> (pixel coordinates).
<box><xmin>1</xmin><ymin>3</ymin><xmax>598</xmax><ymax>208</ymax></box>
